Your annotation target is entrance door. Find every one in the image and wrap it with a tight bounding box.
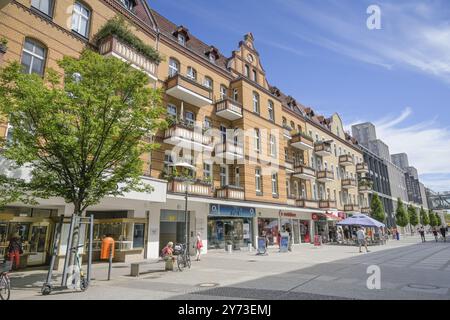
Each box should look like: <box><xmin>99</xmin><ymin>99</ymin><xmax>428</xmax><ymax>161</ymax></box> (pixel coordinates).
<box><xmin>28</xmin><ymin>222</ymin><xmax>50</xmax><ymax>266</ymax></box>
<box><xmin>292</xmin><ymin>220</ymin><xmax>300</xmax><ymax>244</ymax></box>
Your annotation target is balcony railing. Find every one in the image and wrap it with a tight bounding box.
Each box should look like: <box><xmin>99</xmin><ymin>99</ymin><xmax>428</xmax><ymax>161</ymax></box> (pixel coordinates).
<box><xmin>215</xmin><ymin>141</ymin><xmax>244</xmax><ymax>159</ymax></box>
<box><xmin>358</xmin><ymin>184</ymin><xmax>372</xmax><ymax>193</ymax></box>
<box><xmin>361</xmin><ymin>207</ymin><xmax>371</xmax><ymax>214</ymax></box>
<box><xmin>98</xmin><ymin>35</ymin><xmax>157</xmax><ymax>80</ymax></box>
<box><xmin>165</xmin><ymin>73</ymin><xmax>213</xmax><ymax>107</ymax></box>
<box><xmin>290</xmin><ymin>132</ymin><xmax>314</xmax><ymax>150</ymax></box>
<box><xmin>316</xmin><ymin>170</ymin><xmax>334</xmax><ymax>181</ymax></box>
<box><xmin>314</xmin><ymin>142</ymin><xmax>332</xmax><ymax>156</ymax></box>
<box><xmin>293</xmin><ymin>163</ymin><xmax>316</xmax><ymax>180</ymax></box>
<box><xmin>342</xmin><ymin>178</ymin><xmax>357</xmax><ymax>188</ymax></box>
<box><xmin>164</xmin><ymin>123</ymin><xmax>212</xmax><ymax>151</ymax></box>
<box><xmin>216</xmin><ymin>185</ymin><xmax>245</xmax><ymax>200</ymax></box>
<box><xmin>339</xmin><ymin>154</ymin><xmax>355</xmax><ymax>166</ymax></box>
<box><xmin>356</xmin><ymin>162</ymin><xmax>369</xmax><ymax>173</ymax></box>
<box><xmin>168</xmin><ymin>178</ymin><xmax>213</xmax><ymax>197</ymax></box>
<box><xmin>287</xmin><ymin>195</ymin><xmax>297</xmax><ymax>206</ymax></box>
<box><xmin>282</xmin><ymin>126</ymin><xmax>292</xmax><ymax>140</ymax></box>
<box><xmin>215</xmin><ymin>97</ymin><xmax>243</xmax><ymax>121</ymax></box>
<box><xmin>284</xmin><ymin>159</ymin><xmax>294</xmax><ymax>172</ymax></box>
<box><xmin>319</xmin><ymin>200</ymin><xmax>337</xmax><ymax>209</ymax></box>
<box><xmin>344</xmin><ymin>204</ymin><xmax>360</xmax><ymax>212</ymax></box>
<box><xmin>296</xmin><ymin>199</ymin><xmax>319</xmax><ymax>209</ymax></box>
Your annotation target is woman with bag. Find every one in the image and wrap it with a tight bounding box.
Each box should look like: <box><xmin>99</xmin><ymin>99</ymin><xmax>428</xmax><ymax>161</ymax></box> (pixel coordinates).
<box><xmin>195</xmin><ymin>232</ymin><xmax>203</xmax><ymax>261</ymax></box>
<box><xmin>7</xmin><ymin>234</ymin><xmax>23</xmax><ymax>271</ymax></box>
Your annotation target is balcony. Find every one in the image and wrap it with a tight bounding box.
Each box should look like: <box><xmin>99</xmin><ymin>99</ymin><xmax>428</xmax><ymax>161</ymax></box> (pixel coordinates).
<box><xmin>290</xmin><ymin>132</ymin><xmax>314</xmax><ymax>150</ymax></box>
<box><xmin>168</xmin><ymin>178</ymin><xmax>213</xmax><ymax>197</ymax></box>
<box><xmin>361</xmin><ymin>207</ymin><xmax>371</xmax><ymax>214</ymax></box>
<box><xmin>314</xmin><ymin>141</ymin><xmax>332</xmax><ymax>157</ymax></box>
<box><xmin>316</xmin><ymin>170</ymin><xmax>334</xmax><ymax>182</ymax></box>
<box><xmin>215</xmin><ymin>97</ymin><xmax>243</xmax><ymax>121</ymax></box>
<box><xmin>342</xmin><ymin>178</ymin><xmax>357</xmax><ymax>189</ymax></box>
<box><xmin>214</xmin><ymin>141</ymin><xmax>244</xmax><ymax>160</ymax></box>
<box><xmin>165</xmin><ymin>74</ymin><xmax>213</xmax><ymax>107</ymax></box>
<box><xmin>319</xmin><ymin>200</ymin><xmax>337</xmax><ymax>210</ymax></box>
<box><xmin>296</xmin><ymin>199</ymin><xmax>319</xmax><ymax>209</ymax></box>
<box><xmin>358</xmin><ymin>184</ymin><xmax>372</xmax><ymax>193</ymax></box>
<box><xmin>287</xmin><ymin>195</ymin><xmax>297</xmax><ymax>206</ymax></box>
<box><xmin>284</xmin><ymin>159</ymin><xmax>294</xmax><ymax>173</ymax></box>
<box><xmin>164</xmin><ymin>123</ymin><xmax>213</xmax><ymax>152</ymax></box>
<box><xmin>293</xmin><ymin>163</ymin><xmax>316</xmax><ymax>180</ymax></box>
<box><xmin>98</xmin><ymin>35</ymin><xmax>157</xmax><ymax>81</ymax></box>
<box><xmin>356</xmin><ymin>162</ymin><xmax>369</xmax><ymax>173</ymax></box>
<box><xmin>216</xmin><ymin>185</ymin><xmax>245</xmax><ymax>200</ymax></box>
<box><xmin>339</xmin><ymin>154</ymin><xmax>355</xmax><ymax>167</ymax></box>
<box><xmin>344</xmin><ymin>204</ymin><xmax>360</xmax><ymax>212</ymax></box>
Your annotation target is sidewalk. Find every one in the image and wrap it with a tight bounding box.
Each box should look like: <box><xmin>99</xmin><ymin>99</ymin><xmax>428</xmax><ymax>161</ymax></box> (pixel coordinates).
<box><xmin>8</xmin><ymin>235</ymin><xmax>426</xmax><ymax>300</ymax></box>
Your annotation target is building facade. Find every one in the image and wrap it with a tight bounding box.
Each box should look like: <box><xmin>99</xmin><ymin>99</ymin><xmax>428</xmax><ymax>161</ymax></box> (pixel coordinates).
<box><xmin>0</xmin><ymin>0</ymin><xmax>372</xmax><ymax>267</ymax></box>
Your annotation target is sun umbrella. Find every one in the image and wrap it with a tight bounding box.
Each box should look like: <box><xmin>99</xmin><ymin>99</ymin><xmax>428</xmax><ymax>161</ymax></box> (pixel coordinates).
<box><xmin>337</xmin><ymin>214</ymin><xmax>385</xmax><ymax>228</ymax></box>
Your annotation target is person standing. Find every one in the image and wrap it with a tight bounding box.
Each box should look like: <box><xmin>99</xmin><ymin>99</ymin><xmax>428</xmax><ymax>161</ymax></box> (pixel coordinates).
<box><xmin>343</xmin><ymin>227</ymin><xmax>350</xmax><ymax>244</ymax></box>
<box><xmin>357</xmin><ymin>227</ymin><xmax>370</xmax><ymax>253</ymax></box>
<box><xmin>195</xmin><ymin>232</ymin><xmax>203</xmax><ymax>261</ymax></box>
<box><xmin>286</xmin><ymin>227</ymin><xmax>293</xmax><ymax>252</ymax></box>
<box><xmin>419</xmin><ymin>226</ymin><xmax>426</xmax><ymax>243</ymax></box>
<box><xmin>7</xmin><ymin>234</ymin><xmax>23</xmax><ymax>271</ymax></box>
<box><xmin>432</xmin><ymin>227</ymin><xmax>439</xmax><ymax>242</ymax></box>
<box><xmin>439</xmin><ymin>226</ymin><xmax>447</xmax><ymax>242</ymax></box>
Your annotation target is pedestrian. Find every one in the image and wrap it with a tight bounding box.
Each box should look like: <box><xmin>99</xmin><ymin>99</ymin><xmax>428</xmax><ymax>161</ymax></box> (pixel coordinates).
<box><xmin>343</xmin><ymin>227</ymin><xmax>350</xmax><ymax>244</ymax></box>
<box><xmin>286</xmin><ymin>227</ymin><xmax>293</xmax><ymax>252</ymax></box>
<box><xmin>195</xmin><ymin>232</ymin><xmax>203</xmax><ymax>261</ymax></box>
<box><xmin>439</xmin><ymin>226</ymin><xmax>447</xmax><ymax>242</ymax></box>
<box><xmin>419</xmin><ymin>226</ymin><xmax>426</xmax><ymax>243</ymax></box>
<box><xmin>277</xmin><ymin>230</ymin><xmax>281</xmax><ymax>249</ymax></box>
<box><xmin>432</xmin><ymin>227</ymin><xmax>438</xmax><ymax>242</ymax></box>
<box><xmin>162</xmin><ymin>241</ymin><xmax>175</xmax><ymax>271</ymax></box>
<box><xmin>357</xmin><ymin>226</ymin><xmax>370</xmax><ymax>253</ymax></box>
<box><xmin>7</xmin><ymin>233</ymin><xmax>23</xmax><ymax>271</ymax></box>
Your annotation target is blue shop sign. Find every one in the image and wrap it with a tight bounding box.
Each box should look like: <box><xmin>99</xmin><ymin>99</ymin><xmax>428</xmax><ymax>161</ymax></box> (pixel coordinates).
<box><xmin>209</xmin><ymin>204</ymin><xmax>255</xmax><ymax>218</ymax></box>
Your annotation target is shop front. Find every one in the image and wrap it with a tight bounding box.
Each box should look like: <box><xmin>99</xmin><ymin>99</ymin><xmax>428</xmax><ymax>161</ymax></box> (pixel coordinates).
<box><xmin>159</xmin><ymin>209</ymin><xmax>190</xmax><ymax>253</ymax></box>
<box><xmin>207</xmin><ymin>204</ymin><xmax>254</xmax><ymax>250</ymax></box>
<box><xmin>313</xmin><ymin>212</ymin><xmax>343</xmax><ymax>243</ymax></box>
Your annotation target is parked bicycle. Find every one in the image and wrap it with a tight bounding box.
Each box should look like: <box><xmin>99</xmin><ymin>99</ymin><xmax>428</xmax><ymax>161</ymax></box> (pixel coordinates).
<box><xmin>0</xmin><ymin>259</ymin><xmax>12</xmax><ymax>300</ymax></box>
<box><xmin>175</xmin><ymin>243</ymin><xmax>191</xmax><ymax>271</ymax></box>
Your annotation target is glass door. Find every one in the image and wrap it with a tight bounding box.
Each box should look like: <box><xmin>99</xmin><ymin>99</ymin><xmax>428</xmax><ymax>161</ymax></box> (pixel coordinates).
<box><xmin>292</xmin><ymin>220</ymin><xmax>300</xmax><ymax>244</ymax></box>
<box><xmin>28</xmin><ymin>222</ymin><xmax>50</xmax><ymax>266</ymax></box>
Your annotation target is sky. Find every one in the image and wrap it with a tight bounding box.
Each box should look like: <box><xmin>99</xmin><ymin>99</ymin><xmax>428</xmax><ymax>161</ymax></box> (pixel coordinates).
<box><xmin>148</xmin><ymin>0</ymin><xmax>450</xmax><ymax>192</ymax></box>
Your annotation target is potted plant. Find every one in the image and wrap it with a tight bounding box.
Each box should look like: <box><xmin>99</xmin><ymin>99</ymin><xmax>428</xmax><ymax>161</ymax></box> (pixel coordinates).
<box><xmin>0</xmin><ymin>37</ymin><xmax>8</xmax><ymax>53</ymax></box>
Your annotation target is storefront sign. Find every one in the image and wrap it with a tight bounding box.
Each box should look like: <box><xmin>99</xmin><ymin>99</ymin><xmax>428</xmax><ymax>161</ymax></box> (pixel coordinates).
<box><xmin>312</xmin><ymin>214</ymin><xmax>319</xmax><ymax>221</ymax></box>
<box><xmin>257</xmin><ymin>237</ymin><xmax>267</xmax><ymax>254</ymax></box>
<box><xmin>209</xmin><ymin>205</ymin><xmax>255</xmax><ymax>218</ymax></box>
<box><xmin>279</xmin><ymin>211</ymin><xmax>297</xmax><ymax>218</ymax></box>
<box><xmin>279</xmin><ymin>232</ymin><xmax>289</xmax><ymax>252</ymax></box>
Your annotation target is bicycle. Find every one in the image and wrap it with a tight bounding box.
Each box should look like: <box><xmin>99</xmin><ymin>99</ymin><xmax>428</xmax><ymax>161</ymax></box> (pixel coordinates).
<box><xmin>0</xmin><ymin>259</ymin><xmax>12</xmax><ymax>300</ymax></box>
<box><xmin>175</xmin><ymin>243</ymin><xmax>191</xmax><ymax>271</ymax></box>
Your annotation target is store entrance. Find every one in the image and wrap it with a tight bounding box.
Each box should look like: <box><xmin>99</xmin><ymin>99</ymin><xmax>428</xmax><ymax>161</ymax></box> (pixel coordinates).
<box><xmin>207</xmin><ymin>217</ymin><xmax>252</xmax><ymax>250</ymax></box>
<box><xmin>159</xmin><ymin>210</ymin><xmax>189</xmax><ymax>253</ymax></box>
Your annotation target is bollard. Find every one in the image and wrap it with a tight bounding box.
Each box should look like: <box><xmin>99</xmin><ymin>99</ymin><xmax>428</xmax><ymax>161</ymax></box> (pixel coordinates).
<box><xmin>107</xmin><ymin>245</ymin><xmax>113</xmax><ymax>281</ymax></box>
<box><xmin>248</xmin><ymin>243</ymin><xmax>253</xmax><ymax>252</ymax></box>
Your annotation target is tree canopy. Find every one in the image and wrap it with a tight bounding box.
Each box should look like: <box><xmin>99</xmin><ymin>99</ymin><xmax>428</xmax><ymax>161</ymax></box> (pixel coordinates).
<box><xmin>429</xmin><ymin>211</ymin><xmax>438</xmax><ymax>227</ymax></box>
<box><xmin>370</xmin><ymin>193</ymin><xmax>385</xmax><ymax>223</ymax></box>
<box><xmin>408</xmin><ymin>205</ymin><xmax>419</xmax><ymax>227</ymax></box>
<box><xmin>395</xmin><ymin>198</ymin><xmax>409</xmax><ymax>227</ymax></box>
<box><xmin>420</xmin><ymin>207</ymin><xmax>429</xmax><ymax>226</ymax></box>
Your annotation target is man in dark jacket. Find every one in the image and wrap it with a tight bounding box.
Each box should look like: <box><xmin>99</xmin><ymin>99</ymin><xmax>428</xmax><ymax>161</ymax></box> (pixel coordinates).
<box><xmin>7</xmin><ymin>234</ymin><xmax>23</xmax><ymax>271</ymax></box>
<box><xmin>440</xmin><ymin>226</ymin><xmax>447</xmax><ymax>242</ymax></box>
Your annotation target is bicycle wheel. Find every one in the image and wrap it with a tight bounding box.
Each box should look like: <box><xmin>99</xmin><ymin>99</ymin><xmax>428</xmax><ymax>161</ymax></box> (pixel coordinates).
<box><xmin>80</xmin><ymin>276</ymin><xmax>88</xmax><ymax>291</ymax></box>
<box><xmin>0</xmin><ymin>274</ymin><xmax>11</xmax><ymax>301</ymax></box>
<box><xmin>177</xmin><ymin>255</ymin><xmax>185</xmax><ymax>271</ymax></box>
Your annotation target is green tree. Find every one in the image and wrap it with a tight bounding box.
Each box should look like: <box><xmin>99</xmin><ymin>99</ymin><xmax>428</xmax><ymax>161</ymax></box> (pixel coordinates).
<box><xmin>0</xmin><ymin>50</ymin><xmax>165</xmax><ymax>262</ymax></box>
<box><xmin>436</xmin><ymin>214</ymin><xmax>442</xmax><ymax>226</ymax></box>
<box><xmin>370</xmin><ymin>193</ymin><xmax>385</xmax><ymax>222</ymax></box>
<box><xmin>420</xmin><ymin>206</ymin><xmax>429</xmax><ymax>226</ymax></box>
<box><xmin>429</xmin><ymin>211</ymin><xmax>438</xmax><ymax>227</ymax></box>
<box><xmin>395</xmin><ymin>198</ymin><xmax>409</xmax><ymax>228</ymax></box>
<box><xmin>407</xmin><ymin>205</ymin><xmax>419</xmax><ymax>234</ymax></box>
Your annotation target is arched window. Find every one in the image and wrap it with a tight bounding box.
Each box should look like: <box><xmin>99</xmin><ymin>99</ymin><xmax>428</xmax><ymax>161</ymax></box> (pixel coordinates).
<box><xmin>220</xmin><ymin>85</ymin><xmax>227</xmax><ymax>99</ymax></box>
<box><xmin>21</xmin><ymin>38</ymin><xmax>47</xmax><ymax>76</ymax></box>
<box><xmin>233</xmin><ymin>88</ymin><xmax>238</xmax><ymax>101</ymax></box>
<box><xmin>301</xmin><ymin>183</ymin><xmax>306</xmax><ymax>199</ymax></box>
<box><xmin>71</xmin><ymin>2</ymin><xmax>91</xmax><ymax>38</ymax></box>
<box><xmin>294</xmin><ymin>181</ymin><xmax>299</xmax><ymax>198</ymax></box>
<box><xmin>253</xmin><ymin>92</ymin><xmax>260</xmax><ymax>114</ymax></box>
<box><xmin>286</xmin><ymin>179</ymin><xmax>291</xmax><ymax>197</ymax></box>
<box><xmin>203</xmin><ymin>76</ymin><xmax>213</xmax><ymax>89</ymax></box>
<box><xmin>168</xmin><ymin>58</ymin><xmax>179</xmax><ymax>77</ymax></box>
<box><xmin>186</xmin><ymin>66</ymin><xmax>197</xmax><ymax>81</ymax></box>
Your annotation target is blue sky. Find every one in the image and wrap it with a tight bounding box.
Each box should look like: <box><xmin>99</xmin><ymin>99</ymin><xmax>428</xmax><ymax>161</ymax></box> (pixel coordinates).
<box><xmin>149</xmin><ymin>0</ymin><xmax>450</xmax><ymax>192</ymax></box>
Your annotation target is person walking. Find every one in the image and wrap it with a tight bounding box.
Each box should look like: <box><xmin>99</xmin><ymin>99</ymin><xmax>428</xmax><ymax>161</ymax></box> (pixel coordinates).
<box><xmin>357</xmin><ymin>226</ymin><xmax>370</xmax><ymax>253</ymax></box>
<box><xmin>7</xmin><ymin>234</ymin><xmax>23</xmax><ymax>271</ymax></box>
<box><xmin>419</xmin><ymin>226</ymin><xmax>426</xmax><ymax>243</ymax></box>
<box><xmin>439</xmin><ymin>226</ymin><xmax>447</xmax><ymax>242</ymax></box>
<box><xmin>432</xmin><ymin>227</ymin><xmax>439</xmax><ymax>242</ymax></box>
<box><xmin>343</xmin><ymin>227</ymin><xmax>350</xmax><ymax>244</ymax></box>
<box><xmin>195</xmin><ymin>232</ymin><xmax>203</xmax><ymax>261</ymax></box>
<box><xmin>286</xmin><ymin>227</ymin><xmax>293</xmax><ymax>252</ymax></box>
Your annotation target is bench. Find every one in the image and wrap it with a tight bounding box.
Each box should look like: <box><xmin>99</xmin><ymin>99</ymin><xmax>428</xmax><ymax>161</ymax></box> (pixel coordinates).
<box><xmin>129</xmin><ymin>258</ymin><xmax>171</xmax><ymax>277</ymax></box>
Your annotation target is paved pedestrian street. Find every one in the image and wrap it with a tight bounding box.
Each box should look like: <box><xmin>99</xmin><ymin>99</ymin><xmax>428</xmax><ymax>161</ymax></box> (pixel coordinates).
<box><xmin>7</xmin><ymin>235</ymin><xmax>450</xmax><ymax>300</ymax></box>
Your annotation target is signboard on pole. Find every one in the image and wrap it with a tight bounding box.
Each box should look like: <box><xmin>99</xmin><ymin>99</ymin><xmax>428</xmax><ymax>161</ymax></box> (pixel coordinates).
<box><xmin>257</xmin><ymin>237</ymin><xmax>267</xmax><ymax>255</ymax></box>
<box><xmin>280</xmin><ymin>232</ymin><xmax>289</xmax><ymax>252</ymax></box>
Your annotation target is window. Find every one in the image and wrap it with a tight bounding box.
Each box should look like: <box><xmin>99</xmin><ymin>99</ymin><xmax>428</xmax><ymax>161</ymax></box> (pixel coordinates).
<box><xmin>31</xmin><ymin>0</ymin><xmax>53</xmax><ymax>16</ymax></box>
<box><xmin>220</xmin><ymin>85</ymin><xmax>227</xmax><ymax>100</ymax></box>
<box><xmin>203</xmin><ymin>163</ymin><xmax>211</xmax><ymax>179</ymax></box>
<box><xmin>294</xmin><ymin>181</ymin><xmax>299</xmax><ymax>198</ymax></box>
<box><xmin>21</xmin><ymin>38</ymin><xmax>46</xmax><ymax>76</ymax></box>
<box><xmin>186</xmin><ymin>67</ymin><xmax>197</xmax><ymax>80</ymax></box>
<box><xmin>254</xmin><ymin>128</ymin><xmax>261</xmax><ymax>152</ymax></box>
<box><xmin>245</xmin><ymin>64</ymin><xmax>250</xmax><ymax>77</ymax></box>
<box><xmin>268</xmin><ymin>100</ymin><xmax>274</xmax><ymax>121</ymax></box>
<box><xmin>297</xmin><ymin>125</ymin><xmax>302</xmax><ymax>133</ymax></box>
<box><xmin>120</xmin><ymin>0</ymin><xmax>135</xmax><ymax>11</ymax></box>
<box><xmin>167</xmin><ymin>104</ymin><xmax>177</xmax><ymax>121</ymax></box>
<box><xmin>235</xmin><ymin>167</ymin><xmax>240</xmax><ymax>187</ymax></box>
<box><xmin>209</xmin><ymin>53</ymin><xmax>216</xmax><ymax>63</ymax></box>
<box><xmin>286</xmin><ymin>180</ymin><xmax>291</xmax><ymax>197</ymax></box>
<box><xmin>271</xmin><ymin>173</ymin><xmax>278</xmax><ymax>195</ymax></box>
<box><xmin>177</xmin><ymin>34</ymin><xmax>186</xmax><ymax>46</ymax></box>
<box><xmin>284</xmin><ymin>148</ymin><xmax>289</xmax><ymax>161</ymax></box>
<box><xmin>219</xmin><ymin>165</ymin><xmax>227</xmax><ymax>187</ymax></box>
<box><xmin>334</xmin><ymin>144</ymin><xmax>337</xmax><ymax>157</ymax></box>
<box><xmin>203</xmin><ymin>76</ymin><xmax>213</xmax><ymax>89</ymax></box>
<box><xmin>168</xmin><ymin>58</ymin><xmax>179</xmax><ymax>77</ymax></box>
<box><xmin>255</xmin><ymin>168</ymin><xmax>262</xmax><ymax>193</ymax></box>
<box><xmin>252</xmin><ymin>69</ymin><xmax>257</xmax><ymax>82</ymax></box>
<box><xmin>301</xmin><ymin>183</ymin><xmax>306</xmax><ymax>198</ymax></box>
<box><xmin>269</xmin><ymin>134</ymin><xmax>277</xmax><ymax>157</ymax></box>
<box><xmin>282</xmin><ymin>117</ymin><xmax>287</xmax><ymax>127</ymax></box>
<box><xmin>290</xmin><ymin>121</ymin><xmax>295</xmax><ymax>130</ymax></box>
<box><xmin>185</xmin><ymin>111</ymin><xmax>195</xmax><ymax>126</ymax></box>
<box><xmin>163</xmin><ymin>152</ymin><xmax>173</xmax><ymax>174</ymax></box>
<box><xmin>203</xmin><ymin>117</ymin><xmax>212</xmax><ymax>129</ymax></box>
<box><xmin>233</xmin><ymin>88</ymin><xmax>238</xmax><ymax>101</ymax></box>
<box><xmin>253</xmin><ymin>92</ymin><xmax>260</xmax><ymax>113</ymax></box>
<box><xmin>71</xmin><ymin>2</ymin><xmax>90</xmax><ymax>37</ymax></box>
<box><xmin>220</xmin><ymin>125</ymin><xmax>227</xmax><ymax>143</ymax></box>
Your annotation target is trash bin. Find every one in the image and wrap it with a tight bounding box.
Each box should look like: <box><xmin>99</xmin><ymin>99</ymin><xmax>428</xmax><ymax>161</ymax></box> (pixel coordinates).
<box><xmin>226</xmin><ymin>244</ymin><xmax>232</xmax><ymax>253</ymax></box>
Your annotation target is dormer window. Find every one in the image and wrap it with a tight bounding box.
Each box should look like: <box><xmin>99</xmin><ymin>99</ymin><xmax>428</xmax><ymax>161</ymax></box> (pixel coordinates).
<box><xmin>209</xmin><ymin>53</ymin><xmax>215</xmax><ymax>63</ymax></box>
<box><xmin>173</xmin><ymin>26</ymin><xmax>190</xmax><ymax>46</ymax></box>
<box><xmin>120</xmin><ymin>0</ymin><xmax>135</xmax><ymax>11</ymax></box>
<box><xmin>178</xmin><ymin>34</ymin><xmax>186</xmax><ymax>46</ymax></box>
<box><xmin>205</xmin><ymin>46</ymin><xmax>219</xmax><ymax>65</ymax></box>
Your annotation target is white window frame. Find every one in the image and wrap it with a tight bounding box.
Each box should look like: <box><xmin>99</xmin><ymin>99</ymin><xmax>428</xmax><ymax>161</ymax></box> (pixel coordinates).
<box><xmin>168</xmin><ymin>58</ymin><xmax>179</xmax><ymax>77</ymax></box>
<box><xmin>167</xmin><ymin>104</ymin><xmax>177</xmax><ymax>120</ymax></box>
<box><xmin>269</xmin><ymin>134</ymin><xmax>277</xmax><ymax>157</ymax></box>
<box><xmin>268</xmin><ymin>100</ymin><xmax>274</xmax><ymax>121</ymax></box>
<box><xmin>254</xmin><ymin>128</ymin><xmax>261</xmax><ymax>152</ymax></box>
<box><xmin>203</xmin><ymin>76</ymin><xmax>213</xmax><ymax>89</ymax></box>
<box><xmin>235</xmin><ymin>167</ymin><xmax>240</xmax><ymax>187</ymax></box>
<box><xmin>203</xmin><ymin>162</ymin><xmax>212</xmax><ymax>179</ymax></box>
<box><xmin>21</xmin><ymin>39</ymin><xmax>46</xmax><ymax>76</ymax></box>
<box><xmin>185</xmin><ymin>111</ymin><xmax>195</xmax><ymax>126</ymax></box>
<box><xmin>233</xmin><ymin>88</ymin><xmax>238</xmax><ymax>101</ymax></box>
<box><xmin>271</xmin><ymin>173</ymin><xmax>278</xmax><ymax>195</ymax></box>
<box><xmin>294</xmin><ymin>181</ymin><xmax>299</xmax><ymax>198</ymax></box>
<box><xmin>255</xmin><ymin>168</ymin><xmax>262</xmax><ymax>193</ymax></box>
<box><xmin>31</xmin><ymin>0</ymin><xmax>53</xmax><ymax>16</ymax></box>
<box><xmin>253</xmin><ymin>92</ymin><xmax>260</xmax><ymax>114</ymax></box>
<box><xmin>72</xmin><ymin>2</ymin><xmax>90</xmax><ymax>38</ymax></box>
<box><xmin>178</xmin><ymin>34</ymin><xmax>186</xmax><ymax>46</ymax></box>
<box><xmin>220</xmin><ymin>165</ymin><xmax>228</xmax><ymax>187</ymax></box>
<box><xmin>203</xmin><ymin>117</ymin><xmax>211</xmax><ymax>129</ymax></box>
<box><xmin>186</xmin><ymin>66</ymin><xmax>197</xmax><ymax>80</ymax></box>
<box><xmin>286</xmin><ymin>179</ymin><xmax>291</xmax><ymax>197</ymax></box>
<box><xmin>220</xmin><ymin>85</ymin><xmax>227</xmax><ymax>100</ymax></box>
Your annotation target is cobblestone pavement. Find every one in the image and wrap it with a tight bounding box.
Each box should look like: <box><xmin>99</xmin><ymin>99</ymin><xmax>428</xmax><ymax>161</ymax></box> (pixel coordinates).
<box><xmin>6</xmin><ymin>235</ymin><xmax>450</xmax><ymax>300</ymax></box>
